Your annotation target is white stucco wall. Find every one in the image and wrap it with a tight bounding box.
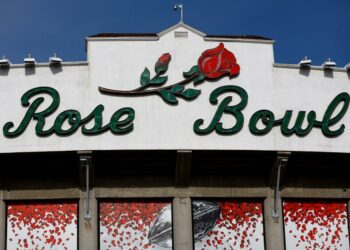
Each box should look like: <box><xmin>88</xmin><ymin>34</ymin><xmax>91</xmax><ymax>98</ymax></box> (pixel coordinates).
<box><xmin>0</xmin><ymin>24</ymin><xmax>349</xmax><ymax>153</ymax></box>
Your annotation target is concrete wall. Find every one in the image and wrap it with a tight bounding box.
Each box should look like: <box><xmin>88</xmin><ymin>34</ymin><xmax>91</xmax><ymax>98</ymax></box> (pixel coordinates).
<box><xmin>0</xmin><ymin>147</ymin><xmax>348</xmax><ymax>249</ymax></box>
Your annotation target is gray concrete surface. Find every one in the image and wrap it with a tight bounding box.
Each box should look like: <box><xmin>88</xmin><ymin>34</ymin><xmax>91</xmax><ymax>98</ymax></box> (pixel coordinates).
<box><xmin>264</xmin><ymin>197</ymin><xmax>285</xmax><ymax>250</ymax></box>
<box><xmin>79</xmin><ymin>190</ymin><xmax>98</xmax><ymax>250</ymax></box>
<box><xmin>173</xmin><ymin>197</ymin><xmax>193</xmax><ymax>250</ymax></box>
<box><xmin>0</xmin><ymin>199</ymin><xmax>5</xmax><ymax>250</ymax></box>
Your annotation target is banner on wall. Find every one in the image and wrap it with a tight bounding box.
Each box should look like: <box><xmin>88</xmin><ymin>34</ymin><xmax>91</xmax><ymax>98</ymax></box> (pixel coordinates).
<box><xmin>6</xmin><ymin>201</ymin><xmax>78</xmax><ymax>249</ymax></box>
<box><xmin>1</xmin><ymin>41</ymin><xmax>350</xmax><ymax>154</ymax></box>
<box><xmin>192</xmin><ymin>200</ymin><xmax>265</xmax><ymax>250</ymax></box>
<box><xmin>99</xmin><ymin>201</ymin><xmax>173</xmax><ymax>250</ymax></box>
<box><xmin>283</xmin><ymin>200</ymin><xmax>350</xmax><ymax>249</ymax></box>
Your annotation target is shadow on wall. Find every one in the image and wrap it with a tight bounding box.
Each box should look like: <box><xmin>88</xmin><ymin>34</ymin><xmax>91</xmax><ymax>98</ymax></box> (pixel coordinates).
<box><xmin>1</xmin><ymin>66</ymin><xmax>63</xmax><ymax>76</ymax></box>
<box><xmin>299</xmin><ymin>68</ymin><xmax>310</xmax><ymax>77</ymax></box>
<box><xmin>0</xmin><ymin>68</ymin><xmax>9</xmax><ymax>76</ymax></box>
<box><xmin>50</xmin><ymin>66</ymin><xmax>63</xmax><ymax>75</ymax></box>
<box><xmin>347</xmin><ymin>71</ymin><xmax>350</xmax><ymax>80</ymax></box>
<box><xmin>25</xmin><ymin>67</ymin><xmax>36</xmax><ymax>76</ymax></box>
<box><xmin>324</xmin><ymin>69</ymin><xmax>334</xmax><ymax>78</ymax></box>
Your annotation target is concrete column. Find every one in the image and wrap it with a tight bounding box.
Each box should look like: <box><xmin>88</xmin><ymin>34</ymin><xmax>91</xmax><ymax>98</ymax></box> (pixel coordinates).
<box><xmin>173</xmin><ymin>197</ymin><xmax>193</xmax><ymax>250</ymax></box>
<box><xmin>0</xmin><ymin>194</ymin><xmax>5</xmax><ymax>250</ymax></box>
<box><xmin>264</xmin><ymin>197</ymin><xmax>285</xmax><ymax>250</ymax></box>
<box><xmin>79</xmin><ymin>190</ymin><xmax>98</xmax><ymax>250</ymax></box>
<box><xmin>348</xmin><ymin>201</ymin><xmax>350</xmax><ymax>230</ymax></box>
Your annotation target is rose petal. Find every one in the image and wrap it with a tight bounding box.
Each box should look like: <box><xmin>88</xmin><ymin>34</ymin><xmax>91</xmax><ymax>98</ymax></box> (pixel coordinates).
<box><xmin>230</xmin><ymin>64</ymin><xmax>240</xmax><ymax>76</ymax></box>
<box><xmin>200</xmin><ymin>56</ymin><xmax>220</xmax><ymax>74</ymax></box>
<box><xmin>201</xmin><ymin>42</ymin><xmax>224</xmax><ymax>57</ymax></box>
<box><xmin>221</xmin><ymin>49</ymin><xmax>236</xmax><ymax>70</ymax></box>
<box><xmin>205</xmin><ymin>71</ymin><xmax>226</xmax><ymax>79</ymax></box>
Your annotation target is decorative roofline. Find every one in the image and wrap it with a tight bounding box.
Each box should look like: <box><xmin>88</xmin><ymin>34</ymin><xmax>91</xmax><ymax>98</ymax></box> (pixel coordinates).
<box><xmin>86</xmin><ymin>21</ymin><xmax>274</xmax><ymax>44</ymax></box>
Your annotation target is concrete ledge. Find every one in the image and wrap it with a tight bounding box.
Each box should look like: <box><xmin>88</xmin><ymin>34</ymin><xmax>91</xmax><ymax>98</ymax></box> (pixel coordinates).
<box><xmin>190</xmin><ymin>187</ymin><xmax>271</xmax><ymax>197</ymax></box>
<box><xmin>2</xmin><ymin>187</ymin><xmax>350</xmax><ymax>200</ymax></box>
<box><xmin>6</xmin><ymin>61</ymin><xmax>89</xmax><ymax>68</ymax></box>
<box><xmin>204</xmin><ymin>37</ymin><xmax>275</xmax><ymax>44</ymax></box>
<box><xmin>86</xmin><ymin>37</ymin><xmax>159</xmax><ymax>42</ymax></box>
<box><xmin>1</xmin><ymin>188</ymin><xmax>80</xmax><ymax>200</ymax></box>
<box><xmin>274</xmin><ymin>63</ymin><xmax>349</xmax><ymax>72</ymax></box>
<box><xmin>95</xmin><ymin>187</ymin><xmax>176</xmax><ymax>198</ymax></box>
<box><xmin>94</xmin><ymin>187</ymin><xmax>272</xmax><ymax>198</ymax></box>
<box><xmin>281</xmin><ymin>188</ymin><xmax>350</xmax><ymax>198</ymax></box>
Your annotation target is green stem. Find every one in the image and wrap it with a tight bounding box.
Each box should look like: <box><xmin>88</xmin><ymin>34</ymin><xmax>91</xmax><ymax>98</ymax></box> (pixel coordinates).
<box><xmin>99</xmin><ymin>73</ymin><xmax>199</xmax><ymax>96</ymax></box>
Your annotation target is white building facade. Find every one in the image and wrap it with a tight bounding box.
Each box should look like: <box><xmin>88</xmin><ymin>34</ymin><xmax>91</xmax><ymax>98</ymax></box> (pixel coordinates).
<box><xmin>0</xmin><ymin>22</ymin><xmax>350</xmax><ymax>250</ymax></box>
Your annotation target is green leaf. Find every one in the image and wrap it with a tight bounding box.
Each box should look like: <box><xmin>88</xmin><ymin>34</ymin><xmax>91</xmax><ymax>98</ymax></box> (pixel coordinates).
<box><xmin>148</xmin><ymin>76</ymin><xmax>168</xmax><ymax>85</ymax></box>
<box><xmin>193</xmin><ymin>73</ymin><xmax>206</xmax><ymax>85</ymax></box>
<box><xmin>170</xmin><ymin>85</ymin><xmax>184</xmax><ymax>93</ymax></box>
<box><xmin>181</xmin><ymin>88</ymin><xmax>201</xmax><ymax>100</ymax></box>
<box><xmin>183</xmin><ymin>65</ymin><xmax>199</xmax><ymax>77</ymax></box>
<box><xmin>140</xmin><ymin>67</ymin><xmax>150</xmax><ymax>86</ymax></box>
<box><xmin>155</xmin><ymin>65</ymin><xmax>168</xmax><ymax>75</ymax></box>
<box><xmin>159</xmin><ymin>90</ymin><xmax>178</xmax><ymax>104</ymax></box>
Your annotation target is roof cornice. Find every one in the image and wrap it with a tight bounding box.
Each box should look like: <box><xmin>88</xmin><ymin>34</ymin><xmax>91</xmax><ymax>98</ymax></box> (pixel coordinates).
<box><xmin>85</xmin><ymin>22</ymin><xmax>274</xmax><ymax>44</ymax></box>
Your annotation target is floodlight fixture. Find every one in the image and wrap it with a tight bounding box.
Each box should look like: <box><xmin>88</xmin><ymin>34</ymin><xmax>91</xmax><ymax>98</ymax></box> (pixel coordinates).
<box><xmin>49</xmin><ymin>53</ymin><xmax>62</xmax><ymax>66</ymax></box>
<box><xmin>24</xmin><ymin>54</ymin><xmax>36</xmax><ymax>67</ymax></box>
<box><xmin>345</xmin><ymin>63</ymin><xmax>350</xmax><ymax>71</ymax></box>
<box><xmin>298</xmin><ymin>56</ymin><xmax>312</xmax><ymax>67</ymax></box>
<box><xmin>322</xmin><ymin>58</ymin><xmax>336</xmax><ymax>69</ymax></box>
<box><xmin>0</xmin><ymin>55</ymin><xmax>10</xmax><ymax>68</ymax></box>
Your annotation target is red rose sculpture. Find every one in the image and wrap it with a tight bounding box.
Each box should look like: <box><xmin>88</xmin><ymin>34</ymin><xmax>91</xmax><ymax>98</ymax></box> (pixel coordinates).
<box><xmin>99</xmin><ymin>43</ymin><xmax>241</xmax><ymax>105</ymax></box>
<box><xmin>198</xmin><ymin>43</ymin><xmax>240</xmax><ymax>79</ymax></box>
<box><xmin>155</xmin><ymin>53</ymin><xmax>171</xmax><ymax>74</ymax></box>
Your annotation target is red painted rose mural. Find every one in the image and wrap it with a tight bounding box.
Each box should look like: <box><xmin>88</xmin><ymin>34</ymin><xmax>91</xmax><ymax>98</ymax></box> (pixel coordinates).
<box><xmin>7</xmin><ymin>201</ymin><xmax>78</xmax><ymax>250</ymax></box>
<box><xmin>283</xmin><ymin>200</ymin><xmax>350</xmax><ymax>250</ymax></box>
<box><xmin>99</xmin><ymin>43</ymin><xmax>240</xmax><ymax>105</ymax></box>
<box><xmin>99</xmin><ymin>201</ymin><xmax>172</xmax><ymax>250</ymax></box>
<box><xmin>193</xmin><ymin>200</ymin><xmax>264</xmax><ymax>250</ymax></box>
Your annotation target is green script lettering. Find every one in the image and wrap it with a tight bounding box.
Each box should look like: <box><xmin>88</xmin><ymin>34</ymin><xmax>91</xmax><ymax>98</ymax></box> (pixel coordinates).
<box><xmin>3</xmin><ymin>85</ymin><xmax>349</xmax><ymax>139</ymax></box>
<box><xmin>321</xmin><ymin>92</ymin><xmax>350</xmax><ymax>137</ymax></box>
<box><xmin>248</xmin><ymin>92</ymin><xmax>349</xmax><ymax>137</ymax></box>
<box><xmin>194</xmin><ymin>85</ymin><xmax>349</xmax><ymax>138</ymax></box>
<box><xmin>3</xmin><ymin>87</ymin><xmax>135</xmax><ymax>137</ymax></box>
<box><xmin>194</xmin><ymin>85</ymin><xmax>248</xmax><ymax>135</ymax></box>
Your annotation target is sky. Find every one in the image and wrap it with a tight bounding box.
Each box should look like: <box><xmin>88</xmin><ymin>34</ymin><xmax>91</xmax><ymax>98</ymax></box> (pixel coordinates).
<box><xmin>0</xmin><ymin>0</ymin><xmax>349</xmax><ymax>66</ymax></box>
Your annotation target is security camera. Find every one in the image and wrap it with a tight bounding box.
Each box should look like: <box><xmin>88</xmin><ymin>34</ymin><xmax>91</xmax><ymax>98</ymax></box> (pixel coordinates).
<box><xmin>173</xmin><ymin>4</ymin><xmax>183</xmax><ymax>22</ymax></box>
<box><xmin>174</xmin><ymin>4</ymin><xmax>182</xmax><ymax>11</ymax></box>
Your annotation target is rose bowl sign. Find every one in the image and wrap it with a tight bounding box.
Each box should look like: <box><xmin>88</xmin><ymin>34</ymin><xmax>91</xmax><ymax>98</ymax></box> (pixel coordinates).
<box><xmin>3</xmin><ymin>43</ymin><xmax>349</xmax><ymax>139</ymax></box>
<box><xmin>0</xmin><ymin>20</ymin><xmax>348</xmax><ymax>155</ymax></box>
